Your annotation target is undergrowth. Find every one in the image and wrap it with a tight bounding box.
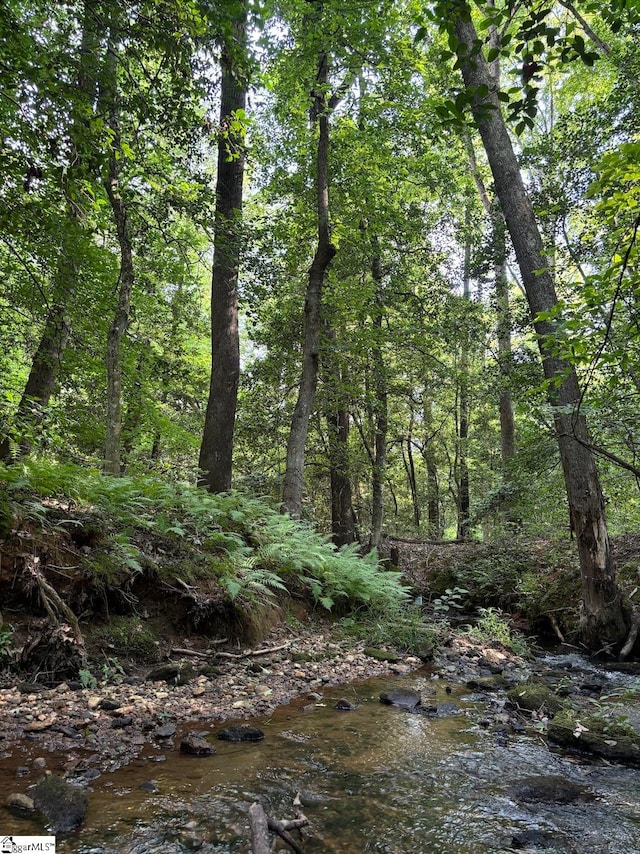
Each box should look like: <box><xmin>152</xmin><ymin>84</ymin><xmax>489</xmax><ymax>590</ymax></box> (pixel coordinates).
<box><xmin>465</xmin><ymin>607</ymin><xmax>531</xmax><ymax>658</ymax></box>
<box><xmin>1</xmin><ymin>460</ymin><xmax>409</xmax><ymax>617</ymax></box>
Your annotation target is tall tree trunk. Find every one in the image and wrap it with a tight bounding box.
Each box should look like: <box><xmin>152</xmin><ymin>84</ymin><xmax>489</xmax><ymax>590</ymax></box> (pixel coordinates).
<box><xmin>328</xmin><ymin>406</ymin><xmax>356</xmax><ymax>547</ymax></box>
<box><xmin>102</xmin><ymin>16</ymin><xmax>134</xmax><ymax>476</ymax></box>
<box><xmin>323</xmin><ymin>324</ymin><xmax>356</xmax><ymax>547</ymax></box>
<box><xmin>282</xmin><ymin>50</ymin><xmax>337</xmax><ymax>517</ymax></box>
<box><xmin>464</xmin><ymin>15</ymin><xmax>516</xmax><ymax>510</ymax></box>
<box><xmin>422</xmin><ymin>394</ymin><xmax>440</xmax><ymax>537</ymax></box>
<box><xmin>198</xmin><ymin>11</ymin><xmax>247</xmax><ymax>493</ymax></box>
<box><xmin>493</xmin><ymin>204</ymin><xmax>515</xmax><ymax>465</ymax></box>
<box><xmin>0</xmin><ymin>0</ymin><xmax>100</xmax><ymax>463</ymax></box>
<box><xmin>457</xmin><ymin>216</ymin><xmax>471</xmax><ymax>540</ymax></box>
<box><xmin>452</xmin><ymin>4</ymin><xmax>628</xmax><ymax>649</ymax></box>
<box><xmin>402</xmin><ymin>429</ymin><xmax>420</xmax><ymax>530</ymax></box>
<box><xmin>369</xmin><ymin>242</ymin><xmax>388</xmax><ymax>549</ymax></box>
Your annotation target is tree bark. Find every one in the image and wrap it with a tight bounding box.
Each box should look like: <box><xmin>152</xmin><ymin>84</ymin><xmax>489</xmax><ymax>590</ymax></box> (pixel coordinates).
<box><xmin>422</xmin><ymin>395</ymin><xmax>440</xmax><ymax>538</ymax></box>
<box><xmin>452</xmin><ymin>3</ymin><xmax>628</xmax><ymax>649</ymax></box>
<box><xmin>198</xmin><ymin>11</ymin><xmax>247</xmax><ymax>493</ymax></box>
<box><xmin>456</xmin><ymin>214</ymin><xmax>471</xmax><ymax>540</ymax></box>
<box><xmin>369</xmin><ymin>243</ymin><xmax>388</xmax><ymax>549</ymax></box>
<box><xmin>102</xmin><ymin>16</ymin><xmax>135</xmax><ymax>476</ymax></box>
<box><xmin>328</xmin><ymin>404</ymin><xmax>356</xmax><ymax>546</ymax></box>
<box><xmin>282</xmin><ymin>50</ymin><xmax>337</xmax><ymax>517</ymax></box>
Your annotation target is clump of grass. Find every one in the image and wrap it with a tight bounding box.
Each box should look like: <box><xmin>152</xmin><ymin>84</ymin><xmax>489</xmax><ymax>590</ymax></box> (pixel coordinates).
<box><xmin>336</xmin><ymin>604</ymin><xmax>437</xmax><ymax>656</ymax></box>
<box><xmin>465</xmin><ymin>607</ymin><xmax>531</xmax><ymax>658</ymax></box>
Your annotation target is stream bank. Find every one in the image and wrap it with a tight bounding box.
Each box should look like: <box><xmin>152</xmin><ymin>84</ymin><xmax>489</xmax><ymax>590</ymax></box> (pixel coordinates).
<box><xmin>2</xmin><ymin>630</ymin><xmax>640</xmax><ymax>852</ymax></box>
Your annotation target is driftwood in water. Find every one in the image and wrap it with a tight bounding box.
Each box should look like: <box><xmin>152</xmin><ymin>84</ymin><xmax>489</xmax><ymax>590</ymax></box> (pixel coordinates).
<box><xmin>249</xmin><ymin>803</ymin><xmax>271</xmax><ymax>854</ymax></box>
<box><xmin>249</xmin><ymin>794</ymin><xmax>309</xmax><ymax>854</ymax></box>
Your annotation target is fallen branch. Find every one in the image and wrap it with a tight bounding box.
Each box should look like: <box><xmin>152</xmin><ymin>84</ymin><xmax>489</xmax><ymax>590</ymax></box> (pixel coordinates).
<box><xmin>216</xmin><ymin>643</ymin><xmax>289</xmax><ymax>660</ymax></box>
<box><xmin>249</xmin><ymin>793</ymin><xmax>309</xmax><ymax>854</ymax></box>
<box><xmin>170</xmin><ymin>648</ymin><xmax>211</xmax><ymax>659</ymax></box>
<box><xmin>619</xmin><ymin>610</ymin><xmax>640</xmax><ymax>661</ymax></box>
<box><xmin>170</xmin><ymin>638</ymin><xmax>229</xmax><ymax>658</ymax></box>
<box><xmin>266</xmin><ymin>817</ymin><xmax>305</xmax><ymax>853</ymax></box>
<box><xmin>549</xmin><ymin>614</ymin><xmax>565</xmax><ymax>644</ymax></box>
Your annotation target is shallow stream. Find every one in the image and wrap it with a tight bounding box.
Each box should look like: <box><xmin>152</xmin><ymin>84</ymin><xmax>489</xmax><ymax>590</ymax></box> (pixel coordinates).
<box><xmin>2</xmin><ymin>665</ymin><xmax>640</xmax><ymax>853</ymax></box>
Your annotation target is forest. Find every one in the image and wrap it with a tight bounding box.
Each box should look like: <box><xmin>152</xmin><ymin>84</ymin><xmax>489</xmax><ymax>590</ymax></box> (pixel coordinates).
<box><xmin>1</xmin><ymin>0</ymin><xmax>640</xmax><ymax>655</ymax></box>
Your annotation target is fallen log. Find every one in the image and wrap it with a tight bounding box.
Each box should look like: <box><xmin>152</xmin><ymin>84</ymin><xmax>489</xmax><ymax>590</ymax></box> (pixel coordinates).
<box><xmin>249</xmin><ymin>803</ymin><xmax>270</xmax><ymax>854</ymax></box>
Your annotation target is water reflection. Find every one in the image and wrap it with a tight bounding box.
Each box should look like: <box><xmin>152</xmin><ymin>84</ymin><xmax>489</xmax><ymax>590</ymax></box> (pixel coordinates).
<box><xmin>1</xmin><ymin>672</ymin><xmax>640</xmax><ymax>853</ymax></box>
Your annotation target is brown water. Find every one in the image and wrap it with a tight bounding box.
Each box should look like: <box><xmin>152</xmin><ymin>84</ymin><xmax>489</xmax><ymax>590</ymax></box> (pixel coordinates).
<box><xmin>2</xmin><ymin>669</ymin><xmax>640</xmax><ymax>853</ymax></box>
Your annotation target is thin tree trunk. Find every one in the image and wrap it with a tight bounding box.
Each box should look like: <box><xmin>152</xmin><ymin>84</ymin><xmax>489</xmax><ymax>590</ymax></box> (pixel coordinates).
<box><xmin>452</xmin><ymin>5</ymin><xmax>628</xmax><ymax>649</ymax></box>
<box><xmin>494</xmin><ymin>203</ymin><xmax>515</xmax><ymax>464</ymax></box>
<box><xmin>198</xmin><ymin>10</ymin><xmax>247</xmax><ymax>493</ymax></box>
<box><xmin>457</xmin><ymin>215</ymin><xmax>471</xmax><ymax>540</ymax></box>
<box><xmin>328</xmin><ymin>406</ymin><xmax>356</xmax><ymax>547</ymax></box>
<box><xmin>402</xmin><ymin>430</ymin><xmax>420</xmax><ymax>530</ymax></box>
<box><xmin>102</xmin><ymin>17</ymin><xmax>134</xmax><ymax>476</ymax></box>
<box><xmin>0</xmin><ymin>0</ymin><xmax>100</xmax><ymax>463</ymax></box>
<box><xmin>322</xmin><ymin>323</ymin><xmax>356</xmax><ymax>547</ymax></box>
<box><xmin>282</xmin><ymin>50</ymin><xmax>337</xmax><ymax>517</ymax></box>
<box><xmin>369</xmin><ymin>242</ymin><xmax>388</xmax><ymax>549</ymax></box>
<box><xmin>422</xmin><ymin>395</ymin><xmax>440</xmax><ymax>537</ymax></box>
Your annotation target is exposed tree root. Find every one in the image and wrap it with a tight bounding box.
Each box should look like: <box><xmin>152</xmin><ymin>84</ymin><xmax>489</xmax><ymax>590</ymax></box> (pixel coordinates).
<box><xmin>21</xmin><ymin>554</ymin><xmax>87</xmax><ymax>678</ymax></box>
<box><xmin>619</xmin><ymin>609</ymin><xmax>640</xmax><ymax>661</ymax></box>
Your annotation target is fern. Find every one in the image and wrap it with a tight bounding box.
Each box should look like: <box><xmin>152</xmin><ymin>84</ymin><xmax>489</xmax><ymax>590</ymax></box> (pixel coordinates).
<box><xmin>1</xmin><ymin>460</ymin><xmax>409</xmax><ymax>616</ymax></box>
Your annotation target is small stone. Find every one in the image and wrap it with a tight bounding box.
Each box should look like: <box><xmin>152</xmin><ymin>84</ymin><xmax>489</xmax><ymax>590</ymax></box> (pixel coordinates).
<box><xmin>24</xmin><ymin>716</ymin><xmax>56</xmax><ymax>732</ymax></box>
<box><xmin>254</xmin><ymin>684</ymin><xmax>272</xmax><ymax>697</ymax></box>
<box><xmin>6</xmin><ymin>792</ymin><xmax>36</xmax><ymax>814</ymax></box>
<box><xmin>391</xmin><ymin>664</ymin><xmax>411</xmax><ymax>675</ymax></box>
<box><xmin>17</xmin><ymin>681</ymin><xmax>46</xmax><ymax>694</ymax></box>
<box><xmin>87</xmin><ymin>696</ymin><xmax>101</xmax><ymax>711</ymax></box>
<box><xmin>379</xmin><ymin>689</ymin><xmax>421</xmax><ymax>709</ymax></box>
<box><xmin>98</xmin><ymin>698</ymin><xmax>121</xmax><ymax>711</ymax></box>
<box><xmin>111</xmin><ymin>716</ymin><xmax>133</xmax><ymax>729</ymax></box>
<box><xmin>334</xmin><ymin>699</ymin><xmax>357</xmax><ymax>711</ymax></box>
<box><xmin>33</xmin><ymin>757</ymin><xmax>47</xmax><ymax>769</ymax></box>
<box><xmin>155</xmin><ymin>723</ymin><xmax>176</xmax><ymax>739</ymax></box>
<box><xmin>140</xmin><ymin>780</ymin><xmax>159</xmax><ymax>793</ymax></box>
<box><xmin>217</xmin><ymin>725</ymin><xmax>264</xmax><ymax>742</ymax></box>
<box><xmin>180</xmin><ymin>735</ymin><xmax>216</xmax><ymax>756</ymax></box>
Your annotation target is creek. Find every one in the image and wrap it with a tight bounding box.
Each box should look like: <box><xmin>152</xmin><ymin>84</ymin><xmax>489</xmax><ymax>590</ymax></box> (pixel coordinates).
<box><xmin>2</xmin><ymin>659</ymin><xmax>640</xmax><ymax>853</ymax></box>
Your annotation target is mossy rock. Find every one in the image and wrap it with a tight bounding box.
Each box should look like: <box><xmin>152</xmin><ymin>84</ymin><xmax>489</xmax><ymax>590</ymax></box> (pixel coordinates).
<box><xmin>507</xmin><ymin>682</ymin><xmax>565</xmax><ymax>714</ymax></box>
<box><xmin>146</xmin><ymin>663</ymin><xmax>196</xmax><ymax>685</ymax></box>
<box><xmin>548</xmin><ymin>710</ymin><xmax>640</xmax><ymax>765</ymax></box>
<box><xmin>92</xmin><ymin>616</ymin><xmax>159</xmax><ymax>659</ymax></box>
<box><xmin>364</xmin><ymin>647</ymin><xmax>401</xmax><ymax>663</ymax></box>
<box><xmin>466</xmin><ymin>675</ymin><xmax>513</xmax><ymax>692</ymax></box>
<box><xmin>32</xmin><ymin>775</ymin><xmax>88</xmax><ymax>833</ymax></box>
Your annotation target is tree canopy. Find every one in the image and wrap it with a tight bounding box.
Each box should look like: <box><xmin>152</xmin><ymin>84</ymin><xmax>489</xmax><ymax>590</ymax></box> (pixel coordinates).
<box><xmin>2</xmin><ymin>0</ymin><xmax>640</xmax><ymax>647</ymax></box>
